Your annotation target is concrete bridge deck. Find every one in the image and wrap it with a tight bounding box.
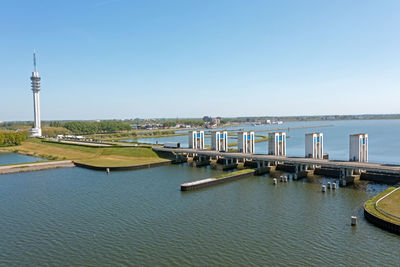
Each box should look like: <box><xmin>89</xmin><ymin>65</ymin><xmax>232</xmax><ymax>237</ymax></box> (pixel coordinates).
<box><xmin>153</xmin><ymin>147</ymin><xmax>400</xmax><ymax>175</ymax></box>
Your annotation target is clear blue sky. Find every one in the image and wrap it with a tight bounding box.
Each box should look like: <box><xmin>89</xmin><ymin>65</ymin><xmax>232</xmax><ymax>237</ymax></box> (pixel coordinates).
<box><xmin>1</xmin><ymin>0</ymin><xmax>400</xmax><ymax>121</ymax></box>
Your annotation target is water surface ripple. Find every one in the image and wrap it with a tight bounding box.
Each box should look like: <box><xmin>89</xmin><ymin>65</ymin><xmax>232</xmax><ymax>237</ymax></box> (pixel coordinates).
<box><xmin>0</xmin><ymin>165</ymin><xmax>399</xmax><ymax>266</ymax></box>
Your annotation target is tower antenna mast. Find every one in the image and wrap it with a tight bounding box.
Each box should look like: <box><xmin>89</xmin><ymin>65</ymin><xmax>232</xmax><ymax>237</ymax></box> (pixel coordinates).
<box><xmin>33</xmin><ymin>49</ymin><xmax>37</xmax><ymax>72</ymax></box>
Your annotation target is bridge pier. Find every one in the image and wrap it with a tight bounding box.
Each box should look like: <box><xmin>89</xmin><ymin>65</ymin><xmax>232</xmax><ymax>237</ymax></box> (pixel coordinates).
<box><xmin>224</xmin><ymin>158</ymin><xmax>239</xmax><ymax>165</ymax></box>
<box><xmin>293</xmin><ymin>164</ymin><xmax>314</xmax><ymax>179</ymax></box>
<box><xmin>253</xmin><ymin>160</ymin><xmax>271</xmax><ymax>175</ymax></box>
<box><xmin>172</xmin><ymin>153</ymin><xmax>188</xmax><ymax>164</ymax></box>
<box><xmin>339</xmin><ymin>168</ymin><xmax>360</xmax><ymax>186</ymax></box>
<box><xmin>190</xmin><ymin>155</ymin><xmax>211</xmax><ymax>167</ymax></box>
<box><xmin>212</xmin><ymin>157</ymin><xmax>238</xmax><ymax>171</ymax></box>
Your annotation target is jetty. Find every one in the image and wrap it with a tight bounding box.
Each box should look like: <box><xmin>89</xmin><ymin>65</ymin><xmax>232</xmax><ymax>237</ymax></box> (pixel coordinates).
<box><xmin>181</xmin><ymin>169</ymin><xmax>255</xmax><ymax>191</ymax></box>
<box><xmin>0</xmin><ymin>160</ymin><xmax>75</xmax><ymax>175</ymax></box>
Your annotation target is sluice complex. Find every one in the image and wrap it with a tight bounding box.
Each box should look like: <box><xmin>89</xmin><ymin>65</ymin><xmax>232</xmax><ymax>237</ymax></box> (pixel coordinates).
<box><xmin>153</xmin><ymin>131</ymin><xmax>400</xmax><ymax>185</ymax></box>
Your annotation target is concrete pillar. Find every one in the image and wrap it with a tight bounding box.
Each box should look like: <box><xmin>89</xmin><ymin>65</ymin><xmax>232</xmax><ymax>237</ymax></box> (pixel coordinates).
<box><xmin>351</xmin><ymin>216</ymin><xmax>357</xmax><ymax>226</ymax></box>
<box><xmin>340</xmin><ymin>169</ymin><xmax>345</xmax><ymax>179</ymax></box>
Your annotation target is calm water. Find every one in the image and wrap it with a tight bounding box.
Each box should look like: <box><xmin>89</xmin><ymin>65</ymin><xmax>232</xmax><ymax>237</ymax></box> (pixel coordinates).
<box><xmin>0</xmin><ymin>120</ymin><xmax>400</xmax><ymax>266</ymax></box>
<box><xmin>0</xmin><ymin>153</ymin><xmax>45</xmax><ymax>165</ymax></box>
<box><xmin>0</xmin><ymin>166</ymin><xmax>399</xmax><ymax>266</ymax></box>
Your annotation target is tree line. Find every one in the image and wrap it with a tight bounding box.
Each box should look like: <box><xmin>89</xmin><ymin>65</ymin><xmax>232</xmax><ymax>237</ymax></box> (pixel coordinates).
<box><xmin>0</xmin><ymin>131</ymin><xmax>27</xmax><ymax>146</ymax></box>
<box><xmin>59</xmin><ymin>121</ymin><xmax>132</xmax><ymax>134</ymax></box>
<box><xmin>162</xmin><ymin>119</ymin><xmax>205</xmax><ymax>127</ymax></box>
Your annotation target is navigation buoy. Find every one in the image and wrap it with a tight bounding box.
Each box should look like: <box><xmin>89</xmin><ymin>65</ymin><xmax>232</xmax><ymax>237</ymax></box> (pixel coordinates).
<box><xmin>351</xmin><ymin>216</ymin><xmax>357</xmax><ymax>226</ymax></box>
<box><xmin>321</xmin><ymin>185</ymin><xmax>326</xmax><ymax>192</ymax></box>
<box><xmin>106</xmin><ymin>168</ymin><xmax>110</xmax><ymax>174</ymax></box>
<box><xmin>332</xmin><ymin>183</ymin><xmax>337</xmax><ymax>190</ymax></box>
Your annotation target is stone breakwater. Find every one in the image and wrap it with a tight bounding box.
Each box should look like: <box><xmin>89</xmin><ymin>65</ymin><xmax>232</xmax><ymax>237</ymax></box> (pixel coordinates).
<box><xmin>0</xmin><ymin>160</ymin><xmax>75</xmax><ymax>175</ymax></box>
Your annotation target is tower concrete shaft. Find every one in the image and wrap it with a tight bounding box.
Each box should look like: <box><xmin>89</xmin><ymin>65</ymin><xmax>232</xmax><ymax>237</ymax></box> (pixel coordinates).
<box><xmin>30</xmin><ymin>51</ymin><xmax>42</xmax><ymax>137</ymax></box>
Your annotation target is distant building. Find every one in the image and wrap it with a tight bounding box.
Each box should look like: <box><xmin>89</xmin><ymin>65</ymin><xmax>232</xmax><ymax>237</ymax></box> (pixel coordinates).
<box><xmin>212</xmin><ymin>117</ymin><xmax>221</xmax><ymax>125</ymax></box>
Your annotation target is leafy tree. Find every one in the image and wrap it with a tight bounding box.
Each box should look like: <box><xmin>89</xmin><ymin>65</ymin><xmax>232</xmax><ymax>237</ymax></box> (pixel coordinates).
<box><xmin>0</xmin><ymin>131</ymin><xmax>26</xmax><ymax>146</ymax></box>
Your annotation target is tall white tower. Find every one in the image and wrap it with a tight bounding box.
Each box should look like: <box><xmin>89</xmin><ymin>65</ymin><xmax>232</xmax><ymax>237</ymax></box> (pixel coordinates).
<box><xmin>30</xmin><ymin>50</ymin><xmax>42</xmax><ymax>137</ymax></box>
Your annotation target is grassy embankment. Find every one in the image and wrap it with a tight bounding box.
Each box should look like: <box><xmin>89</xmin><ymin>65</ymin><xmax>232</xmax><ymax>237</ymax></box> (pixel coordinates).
<box><xmin>0</xmin><ymin>139</ymin><xmax>169</xmax><ymax>168</ymax></box>
<box><xmin>213</xmin><ymin>169</ymin><xmax>255</xmax><ymax>179</ymax></box>
<box><xmin>364</xmin><ymin>187</ymin><xmax>400</xmax><ymax>226</ymax></box>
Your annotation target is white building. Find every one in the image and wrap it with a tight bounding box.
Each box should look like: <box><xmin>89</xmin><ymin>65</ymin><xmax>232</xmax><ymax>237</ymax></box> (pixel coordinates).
<box><xmin>188</xmin><ymin>131</ymin><xmax>204</xmax><ymax>149</ymax></box>
<box><xmin>305</xmin><ymin>133</ymin><xmax>323</xmax><ymax>159</ymax></box>
<box><xmin>211</xmin><ymin>131</ymin><xmax>228</xmax><ymax>152</ymax></box>
<box><xmin>30</xmin><ymin>50</ymin><xmax>42</xmax><ymax>137</ymax></box>
<box><xmin>238</xmin><ymin>131</ymin><xmax>255</xmax><ymax>153</ymax></box>
<box><xmin>350</xmin><ymin>134</ymin><xmax>368</xmax><ymax>162</ymax></box>
<box><xmin>268</xmin><ymin>132</ymin><xmax>286</xmax><ymax>156</ymax></box>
